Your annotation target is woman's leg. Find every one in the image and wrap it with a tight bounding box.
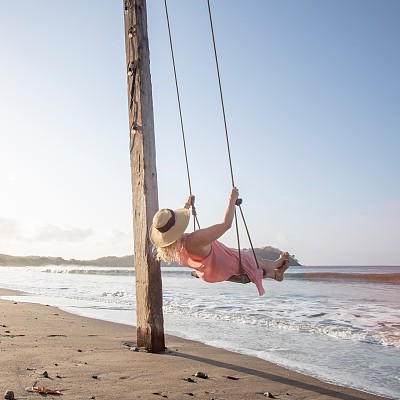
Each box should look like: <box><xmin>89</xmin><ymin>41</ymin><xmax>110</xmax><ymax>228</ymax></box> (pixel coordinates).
<box><xmin>257</xmin><ymin>252</ymin><xmax>289</xmax><ymax>281</ymax></box>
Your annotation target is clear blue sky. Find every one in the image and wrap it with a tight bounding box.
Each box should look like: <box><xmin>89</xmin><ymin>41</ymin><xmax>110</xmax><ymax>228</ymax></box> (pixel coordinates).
<box><xmin>0</xmin><ymin>1</ymin><xmax>399</xmax><ymax>265</ymax></box>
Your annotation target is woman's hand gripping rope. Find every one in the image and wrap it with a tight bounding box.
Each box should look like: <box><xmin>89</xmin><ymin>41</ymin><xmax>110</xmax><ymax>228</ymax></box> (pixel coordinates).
<box><xmin>184</xmin><ymin>194</ymin><xmax>198</xmax><ymax>221</ymax></box>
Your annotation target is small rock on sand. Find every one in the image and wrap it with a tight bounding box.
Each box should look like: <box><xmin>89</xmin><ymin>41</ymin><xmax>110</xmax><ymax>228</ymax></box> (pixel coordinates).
<box><xmin>263</xmin><ymin>392</ymin><xmax>276</xmax><ymax>398</ymax></box>
<box><xmin>194</xmin><ymin>371</ymin><xmax>208</xmax><ymax>379</ymax></box>
<box><xmin>4</xmin><ymin>390</ymin><xmax>15</xmax><ymax>400</ymax></box>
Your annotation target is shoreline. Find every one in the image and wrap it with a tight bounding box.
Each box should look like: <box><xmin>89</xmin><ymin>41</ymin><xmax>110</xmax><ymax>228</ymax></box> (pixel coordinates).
<box><xmin>0</xmin><ymin>288</ymin><xmax>391</xmax><ymax>400</ymax></box>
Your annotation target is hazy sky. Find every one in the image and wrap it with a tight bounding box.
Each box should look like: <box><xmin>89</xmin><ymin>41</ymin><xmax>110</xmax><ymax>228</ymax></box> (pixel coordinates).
<box><xmin>1</xmin><ymin>1</ymin><xmax>399</xmax><ymax>265</ymax></box>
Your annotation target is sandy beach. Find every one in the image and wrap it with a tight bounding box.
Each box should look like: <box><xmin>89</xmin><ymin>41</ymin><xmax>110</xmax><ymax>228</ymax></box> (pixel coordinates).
<box><xmin>0</xmin><ymin>288</ymin><xmax>390</xmax><ymax>400</ymax></box>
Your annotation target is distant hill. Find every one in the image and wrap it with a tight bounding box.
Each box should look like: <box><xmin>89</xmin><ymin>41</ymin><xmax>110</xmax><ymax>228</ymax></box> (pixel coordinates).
<box><xmin>0</xmin><ymin>254</ymin><xmax>134</xmax><ymax>268</ymax></box>
<box><xmin>0</xmin><ymin>247</ymin><xmax>300</xmax><ymax>268</ymax></box>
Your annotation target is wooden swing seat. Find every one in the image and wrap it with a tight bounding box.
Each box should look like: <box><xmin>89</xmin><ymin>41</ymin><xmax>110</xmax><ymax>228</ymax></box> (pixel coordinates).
<box><xmin>191</xmin><ymin>271</ymin><xmax>251</xmax><ymax>284</ymax></box>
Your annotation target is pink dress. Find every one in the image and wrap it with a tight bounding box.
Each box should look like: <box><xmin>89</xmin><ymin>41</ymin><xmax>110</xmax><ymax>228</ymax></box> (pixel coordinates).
<box><xmin>177</xmin><ymin>233</ymin><xmax>265</xmax><ymax>296</ymax></box>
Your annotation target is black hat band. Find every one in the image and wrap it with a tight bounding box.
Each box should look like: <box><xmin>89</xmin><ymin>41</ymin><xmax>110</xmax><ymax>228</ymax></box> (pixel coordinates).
<box><xmin>156</xmin><ymin>209</ymin><xmax>176</xmax><ymax>233</ymax></box>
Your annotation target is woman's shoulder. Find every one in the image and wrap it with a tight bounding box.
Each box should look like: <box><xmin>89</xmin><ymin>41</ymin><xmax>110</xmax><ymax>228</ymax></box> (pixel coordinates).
<box><xmin>182</xmin><ymin>232</ymin><xmax>196</xmax><ymax>249</ymax></box>
<box><xmin>181</xmin><ymin>233</ymin><xmax>190</xmax><ymax>243</ymax></box>
<box><xmin>183</xmin><ymin>232</ymin><xmax>213</xmax><ymax>259</ymax></box>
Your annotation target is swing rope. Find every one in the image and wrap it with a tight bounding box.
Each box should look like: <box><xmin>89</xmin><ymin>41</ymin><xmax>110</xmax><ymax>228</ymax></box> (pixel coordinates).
<box><xmin>206</xmin><ymin>0</ymin><xmax>260</xmax><ymax>274</ymax></box>
<box><xmin>164</xmin><ymin>0</ymin><xmax>200</xmax><ymax>231</ymax></box>
<box><xmin>205</xmin><ymin>0</ymin><xmax>242</xmax><ymax>272</ymax></box>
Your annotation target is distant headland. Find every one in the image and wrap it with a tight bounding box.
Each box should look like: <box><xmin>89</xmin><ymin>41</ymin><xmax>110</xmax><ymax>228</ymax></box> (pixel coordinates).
<box><xmin>0</xmin><ymin>247</ymin><xmax>300</xmax><ymax>267</ymax></box>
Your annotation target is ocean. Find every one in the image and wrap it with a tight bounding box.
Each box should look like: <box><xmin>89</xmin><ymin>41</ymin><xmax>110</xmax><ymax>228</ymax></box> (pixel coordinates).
<box><xmin>0</xmin><ymin>264</ymin><xmax>399</xmax><ymax>399</ymax></box>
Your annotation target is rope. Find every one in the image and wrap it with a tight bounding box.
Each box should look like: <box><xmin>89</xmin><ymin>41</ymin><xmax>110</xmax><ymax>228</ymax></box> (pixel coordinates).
<box><xmin>164</xmin><ymin>0</ymin><xmax>200</xmax><ymax>230</ymax></box>
<box><xmin>206</xmin><ymin>0</ymin><xmax>235</xmax><ymax>187</ymax></box>
<box><xmin>206</xmin><ymin>0</ymin><xmax>260</xmax><ymax>273</ymax></box>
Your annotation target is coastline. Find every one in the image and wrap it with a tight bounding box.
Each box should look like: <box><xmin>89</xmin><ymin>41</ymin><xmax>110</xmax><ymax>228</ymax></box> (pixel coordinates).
<box><xmin>0</xmin><ymin>288</ymin><xmax>391</xmax><ymax>400</ymax></box>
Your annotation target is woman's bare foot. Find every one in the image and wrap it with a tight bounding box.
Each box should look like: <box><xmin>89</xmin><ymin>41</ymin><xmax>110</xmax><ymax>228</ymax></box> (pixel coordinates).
<box><xmin>274</xmin><ymin>252</ymin><xmax>290</xmax><ymax>282</ymax></box>
<box><xmin>259</xmin><ymin>252</ymin><xmax>290</xmax><ymax>280</ymax></box>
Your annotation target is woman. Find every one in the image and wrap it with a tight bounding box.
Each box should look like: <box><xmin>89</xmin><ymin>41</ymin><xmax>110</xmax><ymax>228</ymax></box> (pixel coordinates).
<box><xmin>150</xmin><ymin>187</ymin><xmax>289</xmax><ymax>296</ymax></box>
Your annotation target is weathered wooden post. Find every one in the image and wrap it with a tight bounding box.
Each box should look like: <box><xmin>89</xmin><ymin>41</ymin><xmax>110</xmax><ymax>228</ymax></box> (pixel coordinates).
<box><xmin>123</xmin><ymin>0</ymin><xmax>165</xmax><ymax>352</ymax></box>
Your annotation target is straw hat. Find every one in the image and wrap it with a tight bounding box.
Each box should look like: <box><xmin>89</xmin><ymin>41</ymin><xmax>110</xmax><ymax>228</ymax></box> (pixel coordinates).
<box><xmin>150</xmin><ymin>208</ymin><xmax>190</xmax><ymax>248</ymax></box>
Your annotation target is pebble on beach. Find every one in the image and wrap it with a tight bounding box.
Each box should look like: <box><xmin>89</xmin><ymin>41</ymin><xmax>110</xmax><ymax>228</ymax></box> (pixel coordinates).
<box><xmin>263</xmin><ymin>392</ymin><xmax>276</xmax><ymax>398</ymax></box>
<box><xmin>224</xmin><ymin>375</ymin><xmax>239</xmax><ymax>380</ymax></box>
<box><xmin>194</xmin><ymin>371</ymin><xmax>208</xmax><ymax>379</ymax></box>
<box><xmin>4</xmin><ymin>390</ymin><xmax>14</xmax><ymax>400</ymax></box>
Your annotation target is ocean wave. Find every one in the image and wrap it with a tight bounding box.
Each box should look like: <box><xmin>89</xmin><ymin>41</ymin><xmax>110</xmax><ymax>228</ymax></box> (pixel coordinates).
<box><xmin>289</xmin><ymin>272</ymin><xmax>400</xmax><ymax>284</ymax></box>
<box><xmin>37</xmin><ymin>266</ymin><xmax>192</xmax><ymax>277</ymax></box>
<box><xmin>163</xmin><ymin>302</ymin><xmax>400</xmax><ymax>349</ymax></box>
<box><xmin>39</xmin><ymin>267</ymin><xmax>134</xmax><ymax>276</ymax></box>
<box><xmin>36</xmin><ymin>265</ymin><xmax>400</xmax><ymax>284</ymax></box>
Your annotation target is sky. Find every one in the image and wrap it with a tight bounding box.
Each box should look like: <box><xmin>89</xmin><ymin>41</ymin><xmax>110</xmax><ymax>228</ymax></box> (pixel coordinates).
<box><xmin>0</xmin><ymin>0</ymin><xmax>399</xmax><ymax>265</ymax></box>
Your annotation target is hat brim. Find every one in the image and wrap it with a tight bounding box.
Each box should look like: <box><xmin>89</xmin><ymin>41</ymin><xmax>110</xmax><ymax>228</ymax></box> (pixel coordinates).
<box><xmin>150</xmin><ymin>208</ymin><xmax>190</xmax><ymax>248</ymax></box>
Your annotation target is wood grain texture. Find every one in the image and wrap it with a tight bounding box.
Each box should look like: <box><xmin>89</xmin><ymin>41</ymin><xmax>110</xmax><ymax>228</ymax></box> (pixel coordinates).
<box><xmin>123</xmin><ymin>0</ymin><xmax>165</xmax><ymax>352</ymax></box>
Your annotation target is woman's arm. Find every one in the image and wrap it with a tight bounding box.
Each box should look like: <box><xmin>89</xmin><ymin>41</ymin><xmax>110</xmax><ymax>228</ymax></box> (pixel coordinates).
<box><xmin>186</xmin><ymin>187</ymin><xmax>239</xmax><ymax>256</ymax></box>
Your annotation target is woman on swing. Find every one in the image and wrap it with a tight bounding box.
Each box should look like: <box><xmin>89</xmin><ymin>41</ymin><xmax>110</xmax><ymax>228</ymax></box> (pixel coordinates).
<box><xmin>150</xmin><ymin>187</ymin><xmax>290</xmax><ymax>296</ymax></box>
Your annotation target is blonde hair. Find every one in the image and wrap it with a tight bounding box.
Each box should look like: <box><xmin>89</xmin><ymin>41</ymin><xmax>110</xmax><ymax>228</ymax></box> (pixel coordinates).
<box><xmin>155</xmin><ymin>238</ymin><xmax>183</xmax><ymax>264</ymax></box>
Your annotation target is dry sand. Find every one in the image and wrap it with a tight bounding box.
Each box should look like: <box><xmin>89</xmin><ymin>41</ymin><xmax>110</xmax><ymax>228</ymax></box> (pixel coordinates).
<box><xmin>0</xmin><ymin>288</ymin><xmax>390</xmax><ymax>400</ymax></box>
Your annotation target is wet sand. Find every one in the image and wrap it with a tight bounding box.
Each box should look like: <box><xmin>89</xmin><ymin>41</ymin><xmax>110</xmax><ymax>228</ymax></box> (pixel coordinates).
<box><xmin>0</xmin><ymin>288</ymin><xmax>390</xmax><ymax>400</ymax></box>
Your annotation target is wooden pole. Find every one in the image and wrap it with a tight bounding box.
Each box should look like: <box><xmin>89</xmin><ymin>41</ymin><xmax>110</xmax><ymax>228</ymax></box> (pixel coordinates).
<box><xmin>123</xmin><ymin>0</ymin><xmax>165</xmax><ymax>353</ymax></box>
